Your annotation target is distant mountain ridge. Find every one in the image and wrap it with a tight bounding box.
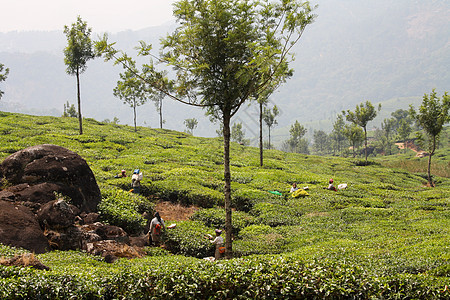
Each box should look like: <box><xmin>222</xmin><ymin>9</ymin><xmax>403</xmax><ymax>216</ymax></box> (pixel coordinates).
<box><xmin>0</xmin><ymin>0</ymin><xmax>449</xmax><ymax>140</ymax></box>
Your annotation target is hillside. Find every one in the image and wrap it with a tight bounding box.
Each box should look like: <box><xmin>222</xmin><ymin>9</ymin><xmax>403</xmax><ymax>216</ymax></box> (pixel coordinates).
<box><xmin>0</xmin><ymin>0</ymin><xmax>449</xmax><ymax>141</ymax></box>
<box><xmin>0</xmin><ymin>112</ymin><xmax>449</xmax><ymax>298</ymax></box>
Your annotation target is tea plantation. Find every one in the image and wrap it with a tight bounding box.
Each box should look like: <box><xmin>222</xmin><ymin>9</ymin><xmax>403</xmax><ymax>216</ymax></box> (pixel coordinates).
<box><xmin>0</xmin><ymin>112</ymin><xmax>449</xmax><ymax>299</ymax></box>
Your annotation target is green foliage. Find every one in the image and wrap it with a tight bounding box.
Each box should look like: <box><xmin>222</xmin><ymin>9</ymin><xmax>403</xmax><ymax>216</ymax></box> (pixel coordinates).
<box><xmin>410</xmin><ymin>89</ymin><xmax>450</xmax><ymax>185</ymax></box>
<box><xmin>344</xmin><ymin>101</ymin><xmax>381</xmax><ymax>161</ymax></box>
<box><xmin>0</xmin><ymin>63</ymin><xmax>9</xmax><ymax>100</ymax></box>
<box><xmin>150</xmin><ymin>177</ymin><xmax>223</xmax><ymax>208</ymax></box>
<box><xmin>63</xmin><ymin>16</ymin><xmax>95</xmax><ymax>76</ymax></box>
<box><xmin>250</xmin><ymin>202</ymin><xmax>303</xmax><ymax>227</ymax></box>
<box><xmin>190</xmin><ymin>207</ymin><xmax>255</xmax><ymax>235</ymax></box>
<box><xmin>1</xmin><ymin>250</ymin><xmax>448</xmax><ymax>299</ymax></box>
<box><xmin>98</xmin><ymin>187</ymin><xmax>154</xmax><ymax>234</ymax></box>
<box><xmin>231</xmin><ymin>188</ymin><xmax>277</xmax><ymax>212</ymax></box>
<box><xmin>0</xmin><ymin>111</ymin><xmax>449</xmax><ymax>297</ymax></box>
<box><xmin>184</xmin><ymin>118</ymin><xmax>198</xmax><ymax>135</ymax></box>
<box><xmin>113</xmin><ymin>68</ymin><xmax>148</xmax><ymax>131</ymax></box>
<box><xmin>163</xmin><ymin>221</ymin><xmax>215</xmax><ymax>258</ymax></box>
<box><xmin>283</xmin><ymin>120</ymin><xmax>309</xmax><ymax>154</ymax></box>
<box><xmin>62</xmin><ymin>101</ymin><xmax>77</xmax><ymax>118</ymax></box>
<box><xmin>231</xmin><ymin>122</ymin><xmax>249</xmax><ymax>146</ymax></box>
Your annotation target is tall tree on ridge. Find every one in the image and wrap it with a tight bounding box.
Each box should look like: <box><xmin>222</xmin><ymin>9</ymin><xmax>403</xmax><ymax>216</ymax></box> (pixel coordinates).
<box><xmin>284</xmin><ymin>120</ymin><xmax>308</xmax><ymax>154</ymax></box>
<box><xmin>381</xmin><ymin>117</ymin><xmax>396</xmax><ymax>155</ymax></box>
<box><xmin>184</xmin><ymin>118</ymin><xmax>198</xmax><ymax>135</ymax></box>
<box><xmin>263</xmin><ymin>105</ymin><xmax>279</xmax><ymax>150</ymax></box>
<box><xmin>331</xmin><ymin>113</ymin><xmax>346</xmax><ymax>155</ymax></box>
<box><xmin>344</xmin><ymin>101</ymin><xmax>381</xmax><ymax>163</ymax></box>
<box><xmin>410</xmin><ymin>89</ymin><xmax>450</xmax><ymax>186</ymax></box>
<box><xmin>0</xmin><ymin>63</ymin><xmax>9</xmax><ymax>100</ymax></box>
<box><xmin>113</xmin><ymin>69</ymin><xmax>147</xmax><ymax>132</ymax></box>
<box><xmin>96</xmin><ymin>0</ymin><xmax>316</xmax><ymax>257</ymax></box>
<box><xmin>63</xmin><ymin>16</ymin><xmax>96</xmax><ymax>135</ymax></box>
<box><xmin>396</xmin><ymin>119</ymin><xmax>412</xmax><ymax>153</ymax></box>
<box><xmin>343</xmin><ymin>123</ymin><xmax>364</xmax><ymax>158</ymax></box>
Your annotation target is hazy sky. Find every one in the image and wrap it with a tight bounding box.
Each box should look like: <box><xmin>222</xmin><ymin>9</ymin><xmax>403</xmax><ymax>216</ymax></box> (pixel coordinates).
<box><xmin>0</xmin><ymin>0</ymin><xmax>177</xmax><ymax>33</ymax></box>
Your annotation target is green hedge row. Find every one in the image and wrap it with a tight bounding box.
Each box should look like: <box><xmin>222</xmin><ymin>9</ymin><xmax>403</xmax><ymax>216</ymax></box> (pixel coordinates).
<box><xmin>98</xmin><ymin>187</ymin><xmax>154</xmax><ymax>234</ymax></box>
<box><xmin>0</xmin><ymin>255</ymin><xmax>448</xmax><ymax>299</ymax></box>
<box><xmin>190</xmin><ymin>207</ymin><xmax>255</xmax><ymax>235</ymax></box>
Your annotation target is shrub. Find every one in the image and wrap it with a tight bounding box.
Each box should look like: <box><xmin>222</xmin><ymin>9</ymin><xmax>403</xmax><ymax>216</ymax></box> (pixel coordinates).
<box><xmin>98</xmin><ymin>188</ymin><xmax>154</xmax><ymax>234</ymax></box>
<box><xmin>231</xmin><ymin>188</ymin><xmax>279</xmax><ymax>212</ymax></box>
<box><xmin>150</xmin><ymin>179</ymin><xmax>222</xmax><ymax>208</ymax></box>
<box><xmin>162</xmin><ymin>221</ymin><xmax>215</xmax><ymax>258</ymax></box>
<box><xmin>250</xmin><ymin>202</ymin><xmax>303</xmax><ymax>227</ymax></box>
<box><xmin>190</xmin><ymin>207</ymin><xmax>255</xmax><ymax>235</ymax></box>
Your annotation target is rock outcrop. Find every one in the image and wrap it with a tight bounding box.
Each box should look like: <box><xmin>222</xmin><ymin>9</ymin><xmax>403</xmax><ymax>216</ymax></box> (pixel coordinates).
<box><xmin>0</xmin><ymin>200</ymin><xmax>50</xmax><ymax>253</ymax></box>
<box><xmin>0</xmin><ymin>144</ymin><xmax>144</xmax><ymax>261</ymax></box>
<box><xmin>0</xmin><ymin>144</ymin><xmax>101</xmax><ymax>212</ymax></box>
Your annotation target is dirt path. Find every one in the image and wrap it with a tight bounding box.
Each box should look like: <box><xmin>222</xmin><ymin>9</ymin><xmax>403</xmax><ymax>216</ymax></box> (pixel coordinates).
<box><xmin>395</xmin><ymin>141</ymin><xmax>428</xmax><ymax>157</ymax></box>
<box><xmin>154</xmin><ymin>201</ymin><xmax>199</xmax><ymax>222</ymax></box>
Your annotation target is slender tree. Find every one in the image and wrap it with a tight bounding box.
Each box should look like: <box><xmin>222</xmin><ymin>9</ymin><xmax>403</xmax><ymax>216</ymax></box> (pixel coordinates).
<box><xmin>150</xmin><ymin>72</ymin><xmax>171</xmax><ymax>129</ymax></box>
<box><xmin>113</xmin><ymin>69</ymin><xmax>147</xmax><ymax>132</ymax></box>
<box><xmin>343</xmin><ymin>123</ymin><xmax>364</xmax><ymax>158</ymax></box>
<box><xmin>256</xmin><ymin>93</ymin><xmax>269</xmax><ymax>166</ymax></box>
<box><xmin>152</xmin><ymin>91</ymin><xmax>166</xmax><ymax>129</ymax></box>
<box><xmin>63</xmin><ymin>16</ymin><xmax>96</xmax><ymax>135</ymax></box>
<box><xmin>263</xmin><ymin>105</ymin><xmax>279</xmax><ymax>150</ymax></box>
<box><xmin>313</xmin><ymin>130</ymin><xmax>330</xmax><ymax>154</ymax></box>
<box><xmin>331</xmin><ymin>113</ymin><xmax>346</xmax><ymax>155</ymax></box>
<box><xmin>184</xmin><ymin>118</ymin><xmax>198</xmax><ymax>135</ymax></box>
<box><xmin>231</xmin><ymin>122</ymin><xmax>249</xmax><ymax>145</ymax></box>
<box><xmin>344</xmin><ymin>101</ymin><xmax>381</xmax><ymax>163</ymax></box>
<box><xmin>391</xmin><ymin>108</ymin><xmax>410</xmax><ymax>129</ymax></box>
<box><xmin>284</xmin><ymin>120</ymin><xmax>308</xmax><ymax>154</ymax></box>
<box><xmin>397</xmin><ymin>119</ymin><xmax>412</xmax><ymax>153</ymax></box>
<box><xmin>63</xmin><ymin>101</ymin><xmax>77</xmax><ymax>117</ymax></box>
<box><xmin>410</xmin><ymin>89</ymin><xmax>450</xmax><ymax>186</ymax></box>
<box><xmin>255</xmin><ymin>78</ymin><xmax>289</xmax><ymax>165</ymax></box>
<box><xmin>96</xmin><ymin>0</ymin><xmax>316</xmax><ymax>258</ymax></box>
<box><xmin>0</xmin><ymin>63</ymin><xmax>9</xmax><ymax>100</ymax></box>
<box><xmin>381</xmin><ymin>117</ymin><xmax>396</xmax><ymax>155</ymax></box>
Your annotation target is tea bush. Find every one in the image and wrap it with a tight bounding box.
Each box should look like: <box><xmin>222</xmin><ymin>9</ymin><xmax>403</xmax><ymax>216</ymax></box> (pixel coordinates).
<box><xmin>250</xmin><ymin>202</ymin><xmax>303</xmax><ymax>227</ymax></box>
<box><xmin>0</xmin><ymin>112</ymin><xmax>449</xmax><ymax>297</ymax></box>
<box><xmin>190</xmin><ymin>207</ymin><xmax>255</xmax><ymax>235</ymax></box>
<box><xmin>150</xmin><ymin>179</ymin><xmax>222</xmax><ymax>207</ymax></box>
<box><xmin>162</xmin><ymin>221</ymin><xmax>215</xmax><ymax>258</ymax></box>
<box><xmin>98</xmin><ymin>187</ymin><xmax>154</xmax><ymax>234</ymax></box>
<box><xmin>1</xmin><ymin>252</ymin><xmax>448</xmax><ymax>299</ymax></box>
<box><xmin>231</xmin><ymin>188</ymin><xmax>278</xmax><ymax>211</ymax></box>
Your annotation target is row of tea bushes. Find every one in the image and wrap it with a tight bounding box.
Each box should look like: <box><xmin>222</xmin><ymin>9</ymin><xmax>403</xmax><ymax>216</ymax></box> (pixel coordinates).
<box><xmin>1</xmin><ymin>252</ymin><xmax>448</xmax><ymax>299</ymax></box>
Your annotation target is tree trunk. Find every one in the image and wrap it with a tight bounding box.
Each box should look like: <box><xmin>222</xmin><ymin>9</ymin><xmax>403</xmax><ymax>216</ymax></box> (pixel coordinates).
<box><xmin>159</xmin><ymin>99</ymin><xmax>163</xmax><ymax>129</ymax></box>
<box><xmin>76</xmin><ymin>68</ymin><xmax>83</xmax><ymax>135</ymax></box>
<box><xmin>364</xmin><ymin>126</ymin><xmax>368</xmax><ymax>162</ymax></box>
<box><xmin>223</xmin><ymin>112</ymin><xmax>232</xmax><ymax>259</ymax></box>
<box><xmin>427</xmin><ymin>136</ymin><xmax>436</xmax><ymax>187</ymax></box>
<box><xmin>268</xmin><ymin>127</ymin><xmax>271</xmax><ymax>150</ymax></box>
<box><xmin>259</xmin><ymin>101</ymin><xmax>263</xmax><ymax>166</ymax></box>
<box><xmin>133</xmin><ymin>101</ymin><xmax>137</xmax><ymax>132</ymax></box>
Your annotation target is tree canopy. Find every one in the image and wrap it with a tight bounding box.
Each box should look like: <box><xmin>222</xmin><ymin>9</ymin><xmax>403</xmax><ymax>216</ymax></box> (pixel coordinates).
<box><xmin>63</xmin><ymin>16</ymin><xmax>96</xmax><ymax>135</ymax></box>
<box><xmin>96</xmin><ymin>0</ymin><xmax>316</xmax><ymax>257</ymax></box>
<box><xmin>410</xmin><ymin>89</ymin><xmax>450</xmax><ymax>186</ymax></box>
<box><xmin>113</xmin><ymin>69</ymin><xmax>148</xmax><ymax>132</ymax></box>
<box><xmin>344</xmin><ymin>101</ymin><xmax>381</xmax><ymax>162</ymax></box>
<box><xmin>0</xmin><ymin>63</ymin><xmax>9</xmax><ymax>100</ymax></box>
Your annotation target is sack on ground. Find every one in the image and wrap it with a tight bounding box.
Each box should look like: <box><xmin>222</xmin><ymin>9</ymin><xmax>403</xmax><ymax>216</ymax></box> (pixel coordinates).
<box><xmin>292</xmin><ymin>189</ymin><xmax>309</xmax><ymax>198</ymax></box>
